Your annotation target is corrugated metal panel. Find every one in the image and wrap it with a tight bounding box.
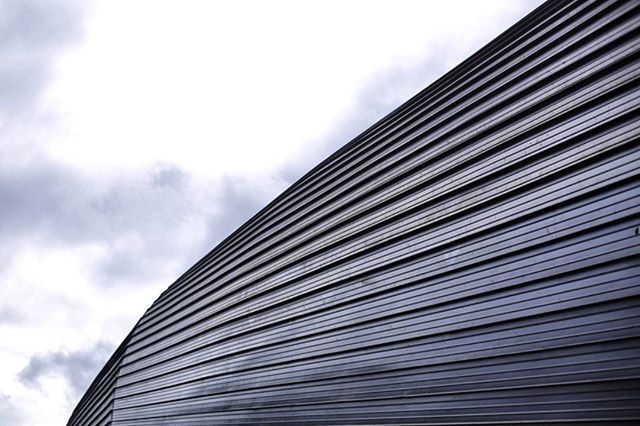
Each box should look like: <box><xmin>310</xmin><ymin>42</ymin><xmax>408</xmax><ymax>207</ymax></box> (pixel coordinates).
<box><xmin>69</xmin><ymin>0</ymin><xmax>640</xmax><ymax>424</ymax></box>
<box><xmin>68</xmin><ymin>334</ymin><xmax>132</xmax><ymax>426</ymax></box>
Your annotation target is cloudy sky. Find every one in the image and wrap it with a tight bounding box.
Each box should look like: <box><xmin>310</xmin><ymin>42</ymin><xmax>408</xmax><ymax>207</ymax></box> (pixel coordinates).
<box><xmin>0</xmin><ymin>0</ymin><xmax>544</xmax><ymax>424</ymax></box>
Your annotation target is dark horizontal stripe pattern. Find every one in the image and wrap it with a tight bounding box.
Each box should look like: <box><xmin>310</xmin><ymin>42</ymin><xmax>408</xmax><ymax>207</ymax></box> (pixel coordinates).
<box><xmin>68</xmin><ymin>0</ymin><xmax>640</xmax><ymax>423</ymax></box>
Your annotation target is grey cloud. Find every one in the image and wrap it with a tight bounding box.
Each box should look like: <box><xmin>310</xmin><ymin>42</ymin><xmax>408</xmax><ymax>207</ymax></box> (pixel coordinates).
<box><xmin>0</xmin><ymin>0</ymin><xmax>278</xmax><ymax>293</ymax></box>
<box><xmin>0</xmin><ymin>392</ymin><xmax>23</xmax><ymax>425</ymax></box>
<box><xmin>91</xmin><ymin>170</ymin><xmax>274</xmax><ymax>287</ymax></box>
<box><xmin>0</xmin><ymin>161</ymin><xmax>204</xmax><ymax>285</ymax></box>
<box><xmin>151</xmin><ymin>164</ymin><xmax>189</xmax><ymax>190</ymax></box>
<box><xmin>0</xmin><ymin>160</ymin><xmax>284</xmax><ymax>290</ymax></box>
<box><xmin>278</xmin><ymin>46</ymin><xmax>451</xmax><ymax>183</ymax></box>
<box><xmin>278</xmin><ymin>0</ymin><xmax>544</xmax><ymax>183</ymax></box>
<box><xmin>0</xmin><ymin>0</ymin><xmax>546</xmax><ymax>294</ymax></box>
<box><xmin>0</xmin><ymin>0</ymin><xmax>548</xmax><ymax>297</ymax></box>
<box><xmin>194</xmin><ymin>174</ymin><xmax>286</xmax><ymax>263</ymax></box>
<box><xmin>18</xmin><ymin>341</ymin><xmax>113</xmax><ymax>401</ymax></box>
<box><xmin>0</xmin><ymin>163</ymin><xmax>178</xmax><ymax>242</ymax></box>
<box><xmin>0</xmin><ymin>0</ymin><xmax>91</xmax><ymax>114</ymax></box>
<box><xmin>0</xmin><ymin>305</ymin><xmax>25</xmax><ymax>325</ymax></box>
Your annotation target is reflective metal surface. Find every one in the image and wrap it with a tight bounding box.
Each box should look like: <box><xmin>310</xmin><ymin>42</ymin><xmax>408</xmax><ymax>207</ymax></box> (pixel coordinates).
<box><xmin>69</xmin><ymin>0</ymin><xmax>640</xmax><ymax>424</ymax></box>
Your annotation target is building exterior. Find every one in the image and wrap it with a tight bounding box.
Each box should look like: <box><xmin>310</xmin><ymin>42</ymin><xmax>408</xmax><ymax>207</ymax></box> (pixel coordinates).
<box><xmin>69</xmin><ymin>0</ymin><xmax>640</xmax><ymax>424</ymax></box>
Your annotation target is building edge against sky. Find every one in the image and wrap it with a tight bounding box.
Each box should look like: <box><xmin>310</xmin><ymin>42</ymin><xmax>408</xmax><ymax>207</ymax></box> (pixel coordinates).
<box><xmin>70</xmin><ymin>0</ymin><xmax>640</xmax><ymax>424</ymax></box>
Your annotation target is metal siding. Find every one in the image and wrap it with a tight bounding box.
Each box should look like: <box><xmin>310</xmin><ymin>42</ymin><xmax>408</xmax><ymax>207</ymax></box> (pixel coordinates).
<box><xmin>68</xmin><ymin>334</ymin><xmax>131</xmax><ymax>426</ymax></box>
<box><xmin>68</xmin><ymin>0</ymin><xmax>640</xmax><ymax>424</ymax></box>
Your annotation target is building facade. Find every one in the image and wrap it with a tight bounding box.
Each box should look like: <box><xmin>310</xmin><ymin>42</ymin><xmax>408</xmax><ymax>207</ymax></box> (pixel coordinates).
<box><xmin>69</xmin><ymin>0</ymin><xmax>640</xmax><ymax>424</ymax></box>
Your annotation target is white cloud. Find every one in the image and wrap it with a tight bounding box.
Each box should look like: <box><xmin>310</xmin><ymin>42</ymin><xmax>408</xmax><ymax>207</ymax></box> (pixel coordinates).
<box><xmin>45</xmin><ymin>0</ymin><xmax>536</xmax><ymax>177</ymax></box>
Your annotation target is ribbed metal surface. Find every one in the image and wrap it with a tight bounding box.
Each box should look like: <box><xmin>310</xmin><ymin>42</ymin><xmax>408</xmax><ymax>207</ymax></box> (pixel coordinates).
<box><xmin>68</xmin><ymin>335</ymin><xmax>131</xmax><ymax>426</ymax></box>
<box><xmin>69</xmin><ymin>0</ymin><xmax>640</xmax><ymax>424</ymax></box>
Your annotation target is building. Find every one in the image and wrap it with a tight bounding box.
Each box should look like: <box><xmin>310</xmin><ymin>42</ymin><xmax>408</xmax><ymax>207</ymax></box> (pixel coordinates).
<box><xmin>69</xmin><ymin>0</ymin><xmax>640</xmax><ymax>424</ymax></box>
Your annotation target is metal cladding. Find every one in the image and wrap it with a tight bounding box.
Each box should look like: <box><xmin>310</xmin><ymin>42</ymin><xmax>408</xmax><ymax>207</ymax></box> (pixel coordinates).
<box><xmin>69</xmin><ymin>0</ymin><xmax>640</xmax><ymax>424</ymax></box>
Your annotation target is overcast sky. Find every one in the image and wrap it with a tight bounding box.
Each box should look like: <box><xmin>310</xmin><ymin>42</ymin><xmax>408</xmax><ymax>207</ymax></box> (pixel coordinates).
<box><xmin>0</xmin><ymin>0</ymin><xmax>544</xmax><ymax>424</ymax></box>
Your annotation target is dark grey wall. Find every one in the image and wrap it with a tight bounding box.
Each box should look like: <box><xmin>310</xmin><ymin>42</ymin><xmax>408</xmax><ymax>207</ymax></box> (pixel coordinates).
<box><xmin>69</xmin><ymin>0</ymin><xmax>640</xmax><ymax>423</ymax></box>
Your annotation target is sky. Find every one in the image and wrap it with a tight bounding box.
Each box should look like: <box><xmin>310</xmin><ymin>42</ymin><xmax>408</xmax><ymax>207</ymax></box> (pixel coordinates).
<box><xmin>0</xmin><ymin>0</ymin><xmax>544</xmax><ymax>424</ymax></box>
